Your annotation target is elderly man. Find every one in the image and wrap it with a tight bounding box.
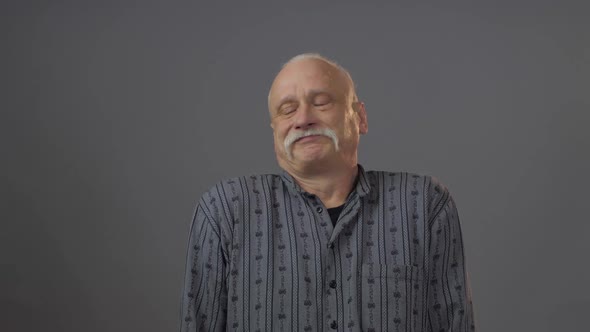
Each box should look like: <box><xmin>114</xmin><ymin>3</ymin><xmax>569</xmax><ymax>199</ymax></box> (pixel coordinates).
<box><xmin>180</xmin><ymin>54</ymin><xmax>475</xmax><ymax>331</ymax></box>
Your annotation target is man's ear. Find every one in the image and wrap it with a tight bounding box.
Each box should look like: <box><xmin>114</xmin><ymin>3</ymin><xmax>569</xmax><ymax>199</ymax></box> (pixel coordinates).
<box><xmin>354</xmin><ymin>101</ymin><xmax>368</xmax><ymax>134</ymax></box>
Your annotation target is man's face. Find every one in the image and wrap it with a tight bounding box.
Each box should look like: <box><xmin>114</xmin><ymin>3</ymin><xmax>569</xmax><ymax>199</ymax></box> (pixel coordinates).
<box><xmin>268</xmin><ymin>58</ymin><xmax>368</xmax><ymax>171</ymax></box>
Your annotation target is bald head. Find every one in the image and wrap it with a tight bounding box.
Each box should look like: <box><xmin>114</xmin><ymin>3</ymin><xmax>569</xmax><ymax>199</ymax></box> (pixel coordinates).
<box><xmin>268</xmin><ymin>53</ymin><xmax>358</xmax><ymax>112</ymax></box>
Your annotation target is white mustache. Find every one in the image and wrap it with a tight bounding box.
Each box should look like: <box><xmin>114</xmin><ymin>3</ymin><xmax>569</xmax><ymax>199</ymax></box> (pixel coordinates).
<box><xmin>284</xmin><ymin>128</ymin><xmax>339</xmax><ymax>159</ymax></box>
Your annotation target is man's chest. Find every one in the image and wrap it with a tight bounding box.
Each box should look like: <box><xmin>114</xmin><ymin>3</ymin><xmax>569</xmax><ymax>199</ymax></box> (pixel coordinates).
<box><xmin>223</xmin><ymin>198</ymin><xmax>428</xmax><ymax>331</ymax></box>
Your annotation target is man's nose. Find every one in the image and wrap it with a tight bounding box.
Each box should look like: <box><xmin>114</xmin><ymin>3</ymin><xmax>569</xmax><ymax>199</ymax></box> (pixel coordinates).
<box><xmin>293</xmin><ymin>103</ymin><xmax>316</xmax><ymax>130</ymax></box>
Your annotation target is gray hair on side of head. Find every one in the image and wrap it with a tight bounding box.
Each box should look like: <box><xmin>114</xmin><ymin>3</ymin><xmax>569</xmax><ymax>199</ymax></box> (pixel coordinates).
<box><xmin>267</xmin><ymin>53</ymin><xmax>359</xmax><ymax>109</ymax></box>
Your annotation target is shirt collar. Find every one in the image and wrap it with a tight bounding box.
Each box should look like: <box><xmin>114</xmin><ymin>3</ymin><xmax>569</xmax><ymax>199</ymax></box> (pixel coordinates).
<box><xmin>279</xmin><ymin>164</ymin><xmax>372</xmax><ymax>198</ymax></box>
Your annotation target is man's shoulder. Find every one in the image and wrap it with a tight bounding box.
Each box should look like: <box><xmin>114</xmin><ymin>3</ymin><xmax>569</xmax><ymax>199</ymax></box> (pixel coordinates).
<box><xmin>364</xmin><ymin>169</ymin><xmax>451</xmax><ymax>200</ymax></box>
<box><xmin>194</xmin><ymin>173</ymin><xmax>283</xmax><ymax>226</ymax></box>
<box><xmin>365</xmin><ymin>169</ymin><xmax>444</xmax><ymax>184</ymax></box>
<box><xmin>214</xmin><ymin>173</ymin><xmax>282</xmax><ymax>188</ymax></box>
<box><xmin>199</xmin><ymin>173</ymin><xmax>283</xmax><ymax>201</ymax></box>
<box><xmin>364</xmin><ymin>169</ymin><xmax>453</xmax><ymax>221</ymax></box>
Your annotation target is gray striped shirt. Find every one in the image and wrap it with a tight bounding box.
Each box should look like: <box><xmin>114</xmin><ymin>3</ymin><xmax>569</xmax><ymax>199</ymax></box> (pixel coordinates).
<box><xmin>180</xmin><ymin>165</ymin><xmax>475</xmax><ymax>331</ymax></box>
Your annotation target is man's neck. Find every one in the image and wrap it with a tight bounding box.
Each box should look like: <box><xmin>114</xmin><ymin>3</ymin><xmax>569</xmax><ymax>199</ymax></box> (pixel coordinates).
<box><xmin>287</xmin><ymin>163</ymin><xmax>358</xmax><ymax>208</ymax></box>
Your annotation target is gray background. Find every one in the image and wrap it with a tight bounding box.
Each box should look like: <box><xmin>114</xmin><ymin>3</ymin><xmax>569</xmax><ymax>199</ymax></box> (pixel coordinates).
<box><xmin>2</xmin><ymin>1</ymin><xmax>589</xmax><ymax>331</ymax></box>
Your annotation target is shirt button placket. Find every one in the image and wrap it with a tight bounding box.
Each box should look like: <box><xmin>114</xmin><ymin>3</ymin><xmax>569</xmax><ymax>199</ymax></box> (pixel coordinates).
<box><xmin>323</xmin><ymin>210</ymin><xmax>337</xmax><ymax>332</ymax></box>
<box><xmin>326</xmin><ymin>238</ymin><xmax>338</xmax><ymax>332</ymax></box>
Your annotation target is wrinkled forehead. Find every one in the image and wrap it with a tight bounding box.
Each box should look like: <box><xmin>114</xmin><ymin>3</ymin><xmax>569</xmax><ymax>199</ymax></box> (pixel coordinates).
<box><xmin>268</xmin><ymin>59</ymin><xmax>352</xmax><ymax>108</ymax></box>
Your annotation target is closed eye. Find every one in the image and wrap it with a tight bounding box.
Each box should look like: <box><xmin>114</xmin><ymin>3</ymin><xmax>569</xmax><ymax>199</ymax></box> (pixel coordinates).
<box><xmin>280</xmin><ymin>105</ymin><xmax>297</xmax><ymax>115</ymax></box>
<box><xmin>312</xmin><ymin>93</ymin><xmax>332</xmax><ymax>107</ymax></box>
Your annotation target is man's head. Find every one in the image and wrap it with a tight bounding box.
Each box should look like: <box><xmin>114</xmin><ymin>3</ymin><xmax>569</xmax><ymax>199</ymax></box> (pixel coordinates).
<box><xmin>268</xmin><ymin>53</ymin><xmax>368</xmax><ymax>174</ymax></box>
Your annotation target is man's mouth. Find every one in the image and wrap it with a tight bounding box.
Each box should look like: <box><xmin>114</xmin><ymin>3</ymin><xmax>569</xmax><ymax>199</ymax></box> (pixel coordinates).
<box><xmin>295</xmin><ymin>134</ymin><xmax>322</xmax><ymax>143</ymax></box>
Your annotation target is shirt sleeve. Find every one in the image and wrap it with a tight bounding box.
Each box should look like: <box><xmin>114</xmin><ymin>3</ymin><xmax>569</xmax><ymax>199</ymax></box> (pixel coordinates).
<box><xmin>179</xmin><ymin>202</ymin><xmax>228</xmax><ymax>332</ymax></box>
<box><xmin>427</xmin><ymin>194</ymin><xmax>476</xmax><ymax>331</ymax></box>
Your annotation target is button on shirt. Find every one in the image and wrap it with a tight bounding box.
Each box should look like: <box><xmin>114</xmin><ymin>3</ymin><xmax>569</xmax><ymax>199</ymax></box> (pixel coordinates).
<box><xmin>180</xmin><ymin>165</ymin><xmax>476</xmax><ymax>331</ymax></box>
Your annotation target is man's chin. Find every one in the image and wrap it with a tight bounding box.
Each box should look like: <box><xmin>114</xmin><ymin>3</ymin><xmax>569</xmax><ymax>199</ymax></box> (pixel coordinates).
<box><xmin>286</xmin><ymin>151</ymin><xmax>335</xmax><ymax>168</ymax></box>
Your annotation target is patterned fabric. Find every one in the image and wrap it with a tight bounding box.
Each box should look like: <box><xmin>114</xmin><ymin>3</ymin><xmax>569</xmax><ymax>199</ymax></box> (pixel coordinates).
<box><xmin>180</xmin><ymin>165</ymin><xmax>475</xmax><ymax>331</ymax></box>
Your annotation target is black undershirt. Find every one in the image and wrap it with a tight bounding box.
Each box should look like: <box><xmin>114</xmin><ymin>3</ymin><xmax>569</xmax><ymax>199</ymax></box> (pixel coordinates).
<box><xmin>327</xmin><ymin>205</ymin><xmax>345</xmax><ymax>227</ymax></box>
<box><xmin>326</xmin><ymin>172</ymin><xmax>360</xmax><ymax>227</ymax></box>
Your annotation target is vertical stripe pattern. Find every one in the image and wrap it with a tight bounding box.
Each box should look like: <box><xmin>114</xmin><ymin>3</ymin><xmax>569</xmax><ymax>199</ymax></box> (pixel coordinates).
<box><xmin>180</xmin><ymin>165</ymin><xmax>476</xmax><ymax>331</ymax></box>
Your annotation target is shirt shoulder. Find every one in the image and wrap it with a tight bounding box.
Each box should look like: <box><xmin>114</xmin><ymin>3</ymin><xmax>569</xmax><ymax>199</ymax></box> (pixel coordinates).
<box><xmin>213</xmin><ymin>173</ymin><xmax>283</xmax><ymax>193</ymax></box>
<box><xmin>199</xmin><ymin>173</ymin><xmax>283</xmax><ymax>208</ymax></box>
<box><xmin>195</xmin><ymin>173</ymin><xmax>283</xmax><ymax>243</ymax></box>
<box><xmin>364</xmin><ymin>169</ymin><xmax>452</xmax><ymax>217</ymax></box>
